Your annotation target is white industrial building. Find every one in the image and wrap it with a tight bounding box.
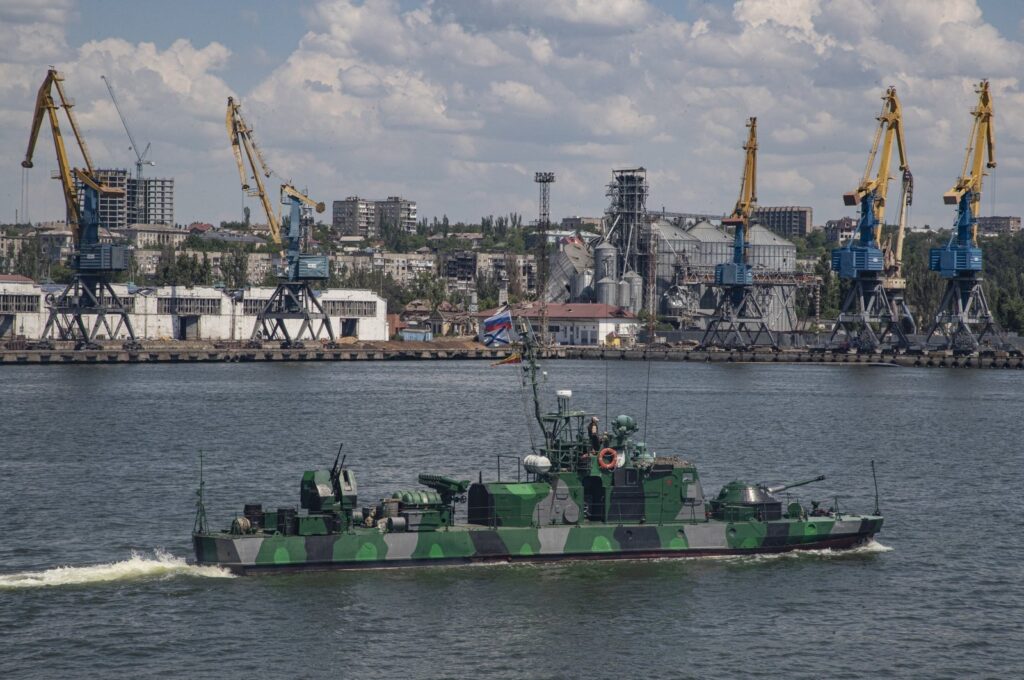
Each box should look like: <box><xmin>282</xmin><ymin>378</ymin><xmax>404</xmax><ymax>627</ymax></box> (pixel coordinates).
<box><xmin>0</xmin><ymin>278</ymin><xmax>387</xmax><ymax>343</ymax></box>
<box><xmin>478</xmin><ymin>302</ymin><xmax>639</xmax><ymax>346</ymax></box>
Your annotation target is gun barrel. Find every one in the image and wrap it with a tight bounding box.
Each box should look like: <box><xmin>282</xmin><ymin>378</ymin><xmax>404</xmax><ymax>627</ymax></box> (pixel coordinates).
<box><xmin>768</xmin><ymin>474</ymin><xmax>825</xmax><ymax>494</ymax></box>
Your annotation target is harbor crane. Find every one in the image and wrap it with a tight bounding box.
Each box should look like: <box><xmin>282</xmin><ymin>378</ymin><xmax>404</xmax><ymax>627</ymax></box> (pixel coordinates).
<box><xmin>22</xmin><ymin>68</ymin><xmax>139</xmax><ymax>349</ymax></box>
<box><xmin>101</xmin><ymin>75</ymin><xmax>155</xmax><ymax>223</ymax></box>
<box><xmin>829</xmin><ymin>87</ymin><xmax>914</xmax><ymax>352</ymax></box>
<box><xmin>925</xmin><ymin>80</ymin><xmax>1005</xmax><ymax>354</ymax></box>
<box><xmin>699</xmin><ymin>117</ymin><xmax>778</xmax><ymax>350</ymax></box>
<box><xmin>226</xmin><ymin>96</ymin><xmax>335</xmax><ymax>348</ymax></box>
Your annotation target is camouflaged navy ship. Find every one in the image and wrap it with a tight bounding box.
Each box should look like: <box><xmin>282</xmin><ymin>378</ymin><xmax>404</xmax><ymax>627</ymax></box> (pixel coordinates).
<box><xmin>192</xmin><ymin>321</ymin><xmax>883</xmax><ymax>573</ymax></box>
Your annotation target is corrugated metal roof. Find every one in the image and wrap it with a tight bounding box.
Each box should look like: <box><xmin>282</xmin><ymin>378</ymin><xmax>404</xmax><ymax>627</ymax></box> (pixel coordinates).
<box><xmin>746</xmin><ymin>224</ymin><xmax>795</xmax><ymax>247</ymax></box>
<box><xmin>687</xmin><ymin>220</ymin><xmax>732</xmax><ymax>243</ymax></box>
<box><xmin>652</xmin><ymin>219</ymin><xmax>699</xmax><ymax>242</ymax></box>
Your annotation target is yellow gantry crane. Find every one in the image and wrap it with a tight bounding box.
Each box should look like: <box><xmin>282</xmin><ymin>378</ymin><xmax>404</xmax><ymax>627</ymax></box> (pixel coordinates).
<box><xmin>700</xmin><ymin>117</ymin><xmax>777</xmax><ymax>350</ymax></box>
<box><xmin>925</xmin><ymin>80</ymin><xmax>1002</xmax><ymax>353</ymax></box>
<box><xmin>828</xmin><ymin>87</ymin><xmax>915</xmax><ymax>352</ymax></box>
<box><xmin>724</xmin><ymin>116</ymin><xmax>758</xmax><ymax>231</ymax></box>
<box><xmin>23</xmin><ymin>68</ymin><xmax>124</xmax><ymax>246</ymax></box>
<box><xmin>21</xmin><ymin>68</ymin><xmax>138</xmax><ymax>348</ymax></box>
<box><xmin>941</xmin><ymin>80</ymin><xmax>995</xmax><ymax>247</ymax></box>
<box><xmin>224</xmin><ymin>96</ymin><xmax>334</xmax><ymax>348</ymax></box>
<box><xmin>227</xmin><ymin>96</ymin><xmax>280</xmax><ymax>252</ymax></box>
<box><xmin>843</xmin><ymin>87</ymin><xmax>908</xmax><ymax>249</ymax></box>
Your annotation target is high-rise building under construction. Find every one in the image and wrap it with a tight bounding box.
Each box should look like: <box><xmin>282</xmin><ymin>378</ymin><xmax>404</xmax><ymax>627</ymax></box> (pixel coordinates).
<box><xmin>75</xmin><ymin>168</ymin><xmax>174</xmax><ymax>229</ymax></box>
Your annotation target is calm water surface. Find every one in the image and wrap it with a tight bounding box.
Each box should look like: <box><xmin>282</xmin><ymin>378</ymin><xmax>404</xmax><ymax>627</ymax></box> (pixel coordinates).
<box><xmin>1</xmin><ymin>360</ymin><xmax>1021</xmax><ymax>679</ymax></box>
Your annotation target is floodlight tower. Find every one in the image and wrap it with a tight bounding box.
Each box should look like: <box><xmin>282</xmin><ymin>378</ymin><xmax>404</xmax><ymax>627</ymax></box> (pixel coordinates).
<box><xmin>535</xmin><ymin>171</ymin><xmax>555</xmax><ymax>346</ymax></box>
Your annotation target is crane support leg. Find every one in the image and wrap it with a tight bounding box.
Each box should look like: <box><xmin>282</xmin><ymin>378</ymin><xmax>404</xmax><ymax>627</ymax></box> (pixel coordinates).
<box><xmin>828</xmin><ymin>276</ymin><xmax>912</xmax><ymax>353</ymax></box>
<box><xmin>925</xmin><ymin>275</ymin><xmax>1005</xmax><ymax>355</ymax></box>
<box><xmin>699</xmin><ymin>286</ymin><xmax>778</xmax><ymax>350</ymax></box>
<box><xmin>41</xmin><ymin>275</ymin><xmax>140</xmax><ymax>350</ymax></box>
<box><xmin>250</xmin><ymin>281</ymin><xmax>337</xmax><ymax>349</ymax></box>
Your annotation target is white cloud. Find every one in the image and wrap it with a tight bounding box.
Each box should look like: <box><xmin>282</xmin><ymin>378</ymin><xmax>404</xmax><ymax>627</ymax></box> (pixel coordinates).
<box><xmin>488</xmin><ymin>80</ymin><xmax>554</xmax><ymax>114</ymax></box>
<box><xmin>1</xmin><ymin>0</ymin><xmax>1023</xmax><ymax>229</ymax></box>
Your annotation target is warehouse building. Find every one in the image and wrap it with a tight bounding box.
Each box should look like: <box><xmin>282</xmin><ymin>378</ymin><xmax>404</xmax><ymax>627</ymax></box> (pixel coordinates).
<box><xmin>0</xmin><ymin>280</ymin><xmax>387</xmax><ymax>343</ymax></box>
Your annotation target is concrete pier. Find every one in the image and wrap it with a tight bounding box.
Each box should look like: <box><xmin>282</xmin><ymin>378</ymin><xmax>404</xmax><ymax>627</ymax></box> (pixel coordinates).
<box><xmin>1</xmin><ymin>343</ymin><xmax>1022</xmax><ymax>368</ymax></box>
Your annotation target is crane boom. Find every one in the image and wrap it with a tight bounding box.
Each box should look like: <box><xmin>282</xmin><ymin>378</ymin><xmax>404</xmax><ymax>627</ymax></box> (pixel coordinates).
<box><xmin>943</xmin><ymin>80</ymin><xmax>995</xmax><ymax>242</ymax></box>
<box><xmin>726</xmin><ymin>117</ymin><xmax>758</xmax><ymax>227</ymax></box>
<box><xmin>226</xmin><ymin>97</ymin><xmax>281</xmax><ymax>248</ymax></box>
<box><xmin>101</xmin><ymin>76</ymin><xmax>143</xmax><ymax>165</ymax></box>
<box><xmin>721</xmin><ymin>117</ymin><xmax>757</xmax><ymax>271</ymax></box>
<box><xmin>21</xmin><ymin>68</ymin><xmax>121</xmax><ymax>245</ymax></box>
<box><xmin>843</xmin><ymin>87</ymin><xmax>908</xmax><ymax>246</ymax></box>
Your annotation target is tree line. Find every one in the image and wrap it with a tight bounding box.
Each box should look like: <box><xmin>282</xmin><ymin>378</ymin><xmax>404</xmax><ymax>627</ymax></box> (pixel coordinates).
<box><xmin>795</xmin><ymin>229</ymin><xmax>1024</xmax><ymax>333</ymax></box>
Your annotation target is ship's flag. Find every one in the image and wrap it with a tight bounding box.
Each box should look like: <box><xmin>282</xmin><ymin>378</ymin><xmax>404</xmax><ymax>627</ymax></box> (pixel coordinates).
<box><xmin>481</xmin><ymin>307</ymin><xmax>514</xmax><ymax>346</ymax></box>
<box><xmin>491</xmin><ymin>352</ymin><xmax>522</xmax><ymax>366</ymax></box>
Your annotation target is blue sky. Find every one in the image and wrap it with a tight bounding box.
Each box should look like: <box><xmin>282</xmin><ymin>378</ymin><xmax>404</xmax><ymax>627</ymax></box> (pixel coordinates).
<box><xmin>4</xmin><ymin>0</ymin><xmax>1023</xmax><ymax>229</ymax></box>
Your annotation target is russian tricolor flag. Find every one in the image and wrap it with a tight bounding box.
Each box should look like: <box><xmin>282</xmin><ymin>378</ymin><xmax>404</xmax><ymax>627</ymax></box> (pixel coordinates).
<box><xmin>481</xmin><ymin>307</ymin><xmax>514</xmax><ymax>346</ymax></box>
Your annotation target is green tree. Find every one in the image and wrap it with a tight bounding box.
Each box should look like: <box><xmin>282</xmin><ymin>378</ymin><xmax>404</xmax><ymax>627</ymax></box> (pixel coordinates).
<box><xmin>411</xmin><ymin>272</ymin><xmax>447</xmax><ymax>312</ymax></box>
<box><xmin>221</xmin><ymin>247</ymin><xmax>249</xmax><ymax>289</ymax></box>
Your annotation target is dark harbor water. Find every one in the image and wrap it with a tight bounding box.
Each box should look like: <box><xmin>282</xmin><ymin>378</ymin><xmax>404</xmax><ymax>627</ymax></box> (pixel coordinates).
<box><xmin>1</xmin><ymin>360</ymin><xmax>1021</xmax><ymax>679</ymax></box>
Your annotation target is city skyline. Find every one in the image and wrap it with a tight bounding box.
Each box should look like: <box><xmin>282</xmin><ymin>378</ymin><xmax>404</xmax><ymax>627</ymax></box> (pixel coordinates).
<box><xmin>1</xmin><ymin>0</ymin><xmax>1022</xmax><ymax>230</ymax></box>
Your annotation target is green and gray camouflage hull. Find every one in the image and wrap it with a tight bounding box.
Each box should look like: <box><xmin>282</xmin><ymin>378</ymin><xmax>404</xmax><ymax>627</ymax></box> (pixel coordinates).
<box><xmin>193</xmin><ymin>516</ymin><xmax>883</xmax><ymax>573</ymax></box>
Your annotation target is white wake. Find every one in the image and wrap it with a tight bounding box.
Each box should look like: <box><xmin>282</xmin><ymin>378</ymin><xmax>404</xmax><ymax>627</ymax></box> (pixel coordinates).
<box><xmin>0</xmin><ymin>549</ymin><xmax>235</xmax><ymax>589</ymax></box>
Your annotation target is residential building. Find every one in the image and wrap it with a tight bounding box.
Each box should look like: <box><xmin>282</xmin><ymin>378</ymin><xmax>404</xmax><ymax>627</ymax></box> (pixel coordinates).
<box><xmin>332</xmin><ymin>196</ymin><xmax>418</xmax><ymax>237</ymax></box>
<box><xmin>332</xmin><ymin>251</ymin><xmax>436</xmax><ymax>286</ymax></box>
<box><xmin>115</xmin><ymin>223</ymin><xmax>187</xmax><ymax>249</ymax></box>
<box><xmin>561</xmin><ymin>216</ymin><xmax>603</xmax><ymax>233</ymax></box>
<box><xmin>75</xmin><ymin>169</ymin><xmax>174</xmax><ymax>229</ymax></box>
<box><xmin>333</xmin><ymin>197</ymin><xmax>377</xmax><ymax>237</ymax></box>
<box><xmin>824</xmin><ymin>217</ymin><xmax>857</xmax><ymax>243</ymax></box>
<box><xmin>977</xmin><ymin>215</ymin><xmax>1021</xmax><ymax>235</ymax></box>
<box><xmin>753</xmin><ymin>206</ymin><xmax>813</xmax><ymax>238</ymax></box>
<box><xmin>377</xmin><ymin>196</ymin><xmax>418</xmax><ymax>233</ymax></box>
<box><xmin>128</xmin><ymin>176</ymin><xmax>175</xmax><ymax>225</ymax></box>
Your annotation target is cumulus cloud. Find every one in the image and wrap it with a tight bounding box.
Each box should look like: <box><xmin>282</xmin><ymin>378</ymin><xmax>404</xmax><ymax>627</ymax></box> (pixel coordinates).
<box><xmin>1</xmin><ymin>0</ymin><xmax>1023</xmax><ymax>229</ymax></box>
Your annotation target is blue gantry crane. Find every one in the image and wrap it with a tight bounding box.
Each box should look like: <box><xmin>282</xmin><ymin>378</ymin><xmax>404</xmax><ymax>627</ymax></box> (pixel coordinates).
<box><xmin>829</xmin><ymin>87</ymin><xmax>914</xmax><ymax>352</ymax></box>
<box><xmin>22</xmin><ymin>68</ymin><xmax>140</xmax><ymax>349</ymax></box>
<box><xmin>700</xmin><ymin>117</ymin><xmax>777</xmax><ymax>350</ymax></box>
<box><xmin>925</xmin><ymin>80</ymin><xmax>1004</xmax><ymax>354</ymax></box>
<box><xmin>226</xmin><ymin>97</ymin><xmax>336</xmax><ymax>348</ymax></box>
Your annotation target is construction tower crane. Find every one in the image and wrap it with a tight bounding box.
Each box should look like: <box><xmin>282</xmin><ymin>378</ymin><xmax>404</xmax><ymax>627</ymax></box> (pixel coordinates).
<box><xmin>101</xmin><ymin>75</ymin><xmax>155</xmax><ymax>223</ymax></box>
<box><xmin>925</xmin><ymin>80</ymin><xmax>1005</xmax><ymax>354</ymax></box>
<box><xmin>22</xmin><ymin>68</ymin><xmax>139</xmax><ymax>349</ymax></box>
<box><xmin>828</xmin><ymin>86</ymin><xmax>914</xmax><ymax>352</ymax></box>
<box><xmin>699</xmin><ymin>117</ymin><xmax>778</xmax><ymax>350</ymax></box>
<box><xmin>226</xmin><ymin>96</ymin><xmax>335</xmax><ymax>348</ymax></box>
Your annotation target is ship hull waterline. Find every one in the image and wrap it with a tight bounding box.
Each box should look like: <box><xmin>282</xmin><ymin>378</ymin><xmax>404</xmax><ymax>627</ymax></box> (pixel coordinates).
<box><xmin>194</xmin><ymin>519</ymin><xmax>882</xmax><ymax>575</ymax></box>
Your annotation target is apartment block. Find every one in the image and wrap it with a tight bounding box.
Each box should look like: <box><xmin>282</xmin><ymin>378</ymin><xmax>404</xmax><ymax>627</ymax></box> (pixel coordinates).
<box><xmin>332</xmin><ymin>195</ymin><xmax>418</xmax><ymax>238</ymax></box>
<box><xmin>753</xmin><ymin>206</ymin><xmax>813</xmax><ymax>238</ymax></box>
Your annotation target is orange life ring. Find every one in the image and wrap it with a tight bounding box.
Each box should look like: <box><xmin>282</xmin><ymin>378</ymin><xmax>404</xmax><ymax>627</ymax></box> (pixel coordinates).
<box><xmin>598</xmin><ymin>448</ymin><xmax>618</xmax><ymax>471</ymax></box>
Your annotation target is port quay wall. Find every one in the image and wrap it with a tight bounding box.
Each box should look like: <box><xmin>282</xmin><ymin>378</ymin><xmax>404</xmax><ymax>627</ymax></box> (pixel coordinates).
<box><xmin>2</xmin><ymin>345</ymin><xmax>1023</xmax><ymax>369</ymax></box>
<box><xmin>0</xmin><ymin>282</ymin><xmax>388</xmax><ymax>343</ymax></box>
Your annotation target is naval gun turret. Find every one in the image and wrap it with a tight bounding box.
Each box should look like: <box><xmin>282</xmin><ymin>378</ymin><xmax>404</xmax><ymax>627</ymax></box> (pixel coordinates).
<box><xmin>710</xmin><ymin>475</ymin><xmax>825</xmax><ymax>522</ymax></box>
